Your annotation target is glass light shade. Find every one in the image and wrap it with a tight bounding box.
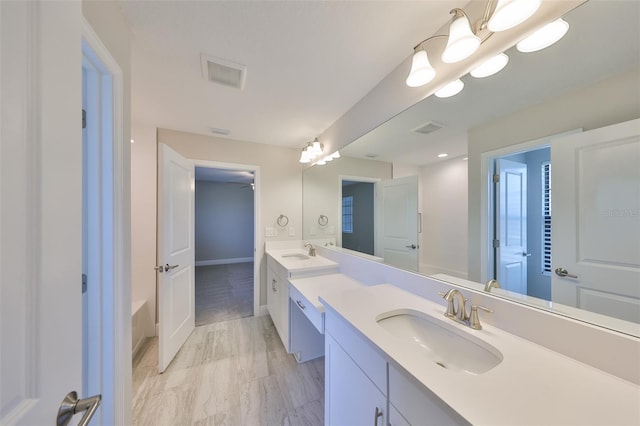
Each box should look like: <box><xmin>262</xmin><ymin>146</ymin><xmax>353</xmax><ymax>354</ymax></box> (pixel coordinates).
<box><xmin>441</xmin><ymin>14</ymin><xmax>481</xmax><ymax>63</ymax></box>
<box><xmin>470</xmin><ymin>53</ymin><xmax>509</xmax><ymax>78</ymax></box>
<box><xmin>435</xmin><ymin>79</ymin><xmax>464</xmax><ymax>98</ymax></box>
<box><xmin>405</xmin><ymin>49</ymin><xmax>436</xmax><ymax>87</ymax></box>
<box><xmin>316</xmin><ymin>159</ymin><xmax>326</xmax><ymax>166</ymax></box>
<box><xmin>487</xmin><ymin>0</ymin><xmax>541</xmax><ymax>32</ymax></box>
<box><xmin>324</xmin><ymin>156</ymin><xmax>333</xmax><ymax>162</ymax></box>
<box><xmin>311</xmin><ymin>140</ymin><xmax>323</xmax><ymax>155</ymax></box>
<box><xmin>516</xmin><ymin>18</ymin><xmax>569</xmax><ymax>53</ymax></box>
<box><xmin>332</xmin><ymin>151</ymin><xmax>341</xmax><ymax>159</ymax></box>
<box><xmin>299</xmin><ymin>149</ymin><xmax>311</xmax><ymax>163</ymax></box>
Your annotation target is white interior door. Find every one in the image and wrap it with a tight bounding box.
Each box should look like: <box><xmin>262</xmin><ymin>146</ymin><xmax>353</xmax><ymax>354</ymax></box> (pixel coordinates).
<box><xmin>1</xmin><ymin>1</ymin><xmax>88</xmax><ymax>424</ymax></box>
<box><xmin>158</xmin><ymin>144</ymin><xmax>195</xmax><ymax>372</ymax></box>
<box><xmin>379</xmin><ymin>175</ymin><xmax>419</xmax><ymax>271</ymax></box>
<box><xmin>495</xmin><ymin>159</ymin><xmax>528</xmax><ymax>294</ymax></box>
<box><xmin>552</xmin><ymin>118</ymin><xmax>640</xmax><ymax>324</ymax></box>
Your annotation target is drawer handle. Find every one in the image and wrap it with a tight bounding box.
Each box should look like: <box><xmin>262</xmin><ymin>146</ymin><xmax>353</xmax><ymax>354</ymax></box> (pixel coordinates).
<box><xmin>296</xmin><ymin>300</ymin><xmax>306</xmax><ymax>310</ymax></box>
<box><xmin>374</xmin><ymin>406</ymin><xmax>383</xmax><ymax>426</ymax></box>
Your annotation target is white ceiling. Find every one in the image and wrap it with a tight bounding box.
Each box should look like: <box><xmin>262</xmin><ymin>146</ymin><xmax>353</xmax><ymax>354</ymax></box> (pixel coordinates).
<box><xmin>119</xmin><ymin>0</ymin><xmax>466</xmax><ymax>149</ymax></box>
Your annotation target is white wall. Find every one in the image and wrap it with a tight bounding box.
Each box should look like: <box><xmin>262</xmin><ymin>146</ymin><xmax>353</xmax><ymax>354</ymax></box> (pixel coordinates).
<box><xmin>468</xmin><ymin>69</ymin><xmax>640</xmax><ymax>282</ymax></box>
<box><xmin>195</xmin><ymin>181</ymin><xmax>254</xmax><ymax>264</ymax></box>
<box><xmin>419</xmin><ymin>157</ymin><xmax>468</xmax><ymax>278</ymax></box>
<box><xmin>157</xmin><ymin>128</ymin><xmax>302</xmax><ymax>308</ymax></box>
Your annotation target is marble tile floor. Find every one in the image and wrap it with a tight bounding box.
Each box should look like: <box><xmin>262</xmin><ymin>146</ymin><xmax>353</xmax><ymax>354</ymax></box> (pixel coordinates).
<box><xmin>132</xmin><ymin>315</ymin><xmax>324</xmax><ymax>426</ymax></box>
<box><xmin>196</xmin><ymin>263</ymin><xmax>254</xmax><ymax>326</ymax></box>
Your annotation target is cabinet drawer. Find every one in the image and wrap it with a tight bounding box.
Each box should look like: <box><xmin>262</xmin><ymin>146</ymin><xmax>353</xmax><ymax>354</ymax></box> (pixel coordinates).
<box><xmin>289</xmin><ymin>284</ymin><xmax>324</xmax><ymax>333</ymax></box>
<box><xmin>325</xmin><ymin>309</ymin><xmax>387</xmax><ymax>394</ymax></box>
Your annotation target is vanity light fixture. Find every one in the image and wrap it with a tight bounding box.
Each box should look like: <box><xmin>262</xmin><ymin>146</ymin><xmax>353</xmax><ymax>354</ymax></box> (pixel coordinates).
<box><xmin>299</xmin><ymin>138</ymin><xmax>324</xmax><ymax>163</ymax></box>
<box><xmin>406</xmin><ymin>0</ymin><xmax>545</xmax><ymax>88</ymax></box>
<box><xmin>487</xmin><ymin>0</ymin><xmax>541</xmax><ymax>32</ymax></box>
<box><xmin>435</xmin><ymin>79</ymin><xmax>464</xmax><ymax>98</ymax></box>
<box><xmin>331</xmin><ymin>151</ymin><xmax>341</xmax><ymax>159</ymax></box>
<box><xmin>470</xmin><ymin>53</ymin><xmax>509</xmax><ymax>78</ymax></box>
<box><xmin>516</xmin><ymin>18</ymin><xmax>570</xmax><ymax>53</ymax></box>
<box><xmin>441</xmin><ymin>9</ymin><xmax>481</xmax><ymax>64</ymax></box>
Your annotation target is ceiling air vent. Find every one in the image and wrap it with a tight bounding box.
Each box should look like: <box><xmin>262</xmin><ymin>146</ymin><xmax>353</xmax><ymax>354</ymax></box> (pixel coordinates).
<box><xmin>412</xmin><ymin>121</ymin><xmax>444</xmax><ymax>135</ymax></box>
<box><xmin>201</xmin><ymin>54</ymin><xmax>247</xmax><ymax>90</ymax></box>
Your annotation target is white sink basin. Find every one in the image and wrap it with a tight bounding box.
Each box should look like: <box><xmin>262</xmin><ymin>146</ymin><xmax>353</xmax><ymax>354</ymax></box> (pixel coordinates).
<box><xmin>281</xmin><ymin>253</ymin><xmax>310</xmax><ymax>260</ymax></box>
<box><xmin>376</xmin><ymin>309</ymin><xmax>503</xmax><ymax>375</ymax></box>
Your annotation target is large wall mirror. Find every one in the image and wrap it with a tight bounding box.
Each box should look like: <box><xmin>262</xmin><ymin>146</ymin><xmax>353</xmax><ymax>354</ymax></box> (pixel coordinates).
<box><xmin>303</xmin><ymin>0</ymin><xmax>640</xmax><ymax>337</ymax></box>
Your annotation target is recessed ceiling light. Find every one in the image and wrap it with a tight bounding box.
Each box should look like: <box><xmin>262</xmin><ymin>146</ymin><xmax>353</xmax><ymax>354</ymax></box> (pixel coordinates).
<box><xmin>438</xmin><ymin>153</ymin><xmax>448</xmax><ymax>158</ymax></box>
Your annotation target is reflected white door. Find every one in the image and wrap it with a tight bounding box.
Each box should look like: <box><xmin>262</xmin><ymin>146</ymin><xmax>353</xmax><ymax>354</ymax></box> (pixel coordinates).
<box><xmin>379</xmin><ymin>176</ymin><xmax>419</xmax><ymax>271</ymax></box>
<box><xmin>1</xmin><ymin>1</ymin><xmax>84</xmax><ymax>423</ymax></box>
<box><xmin>158</xmin><ymin>144</ymin><xmax>195</xmax><ymax>372</ymax></box>
<box><xmin>552</xmin><ymin>118</ymin><xmax>640</xmax><ymax>323</ymax></box>
<box><xmin>496</xmin><ymin>159</ymin><xmax>528</xmax><ymax>294</ymax></box>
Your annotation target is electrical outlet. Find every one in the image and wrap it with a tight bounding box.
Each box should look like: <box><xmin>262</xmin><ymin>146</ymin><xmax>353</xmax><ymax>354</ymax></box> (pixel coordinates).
<box><xmin>265</xmin><ymin>227</ymin><xmax>277</xmax><ymax>237</ymax></box>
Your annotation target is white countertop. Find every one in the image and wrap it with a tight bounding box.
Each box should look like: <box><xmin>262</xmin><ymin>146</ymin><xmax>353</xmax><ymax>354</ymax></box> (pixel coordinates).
<box><xmin>320</xmin><ymin>284</ymin><xmax>640</xmax><ymax>426</ymax></box>
<box><xmin>289</xmin><ymin>273</ymin><xmax>366</xmax><ymax>312</ymax></box>
<box><xmin>266</xmin><ymin>248</ymin><xmax>338</xmax><ymax>274</ymax></box>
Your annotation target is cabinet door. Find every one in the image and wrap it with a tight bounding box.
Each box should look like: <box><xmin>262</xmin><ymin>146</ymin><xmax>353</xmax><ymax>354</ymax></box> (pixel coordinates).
<box><xmin>326</xmin><ymin>335</ymin><xmax>386</xmax><ymax>426</ymax></box>
<box><xmin>267</xmin><ymin>266</ymin><xmax>279</xmax><ymax>326</ymax></box>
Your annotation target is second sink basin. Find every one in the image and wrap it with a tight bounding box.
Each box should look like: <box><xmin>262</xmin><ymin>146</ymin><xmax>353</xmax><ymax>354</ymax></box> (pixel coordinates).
<box><xmin>376</xmin><ymin>309</ymin><xmax>503</xmax><ymax>375</ymax></box>
<box><xmin>281</xmin><ymin>253</ymin><xmax>310</xmax><ymax>260</ymax></box>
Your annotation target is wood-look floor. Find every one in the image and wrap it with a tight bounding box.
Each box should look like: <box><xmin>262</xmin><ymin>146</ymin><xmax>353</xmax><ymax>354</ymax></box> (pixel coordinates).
<box><xmin>195</xmin><ymin>263</ymin><xmax>254</xmax><ymax>326</ymax></box>
<box><xmin>132</xmin><ymin>315</ymin><xmax>324</xmax><ymax>426</ymax></box>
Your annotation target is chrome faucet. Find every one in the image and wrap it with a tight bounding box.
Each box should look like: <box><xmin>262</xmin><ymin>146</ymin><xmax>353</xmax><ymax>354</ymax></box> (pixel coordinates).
<box><xmin>304</xmin><ymin>242</ymin><xmax>316</xmax><ymax>257</ymax></box>
<box><xmin>484</xmin><ymin>279</ymin><xmax>501</xmax><ymax>292</ymax></box>
<box><xmin>439</xmin><ymin>289</ymin><xmax>493</xmax><ymax>330</ymax></box>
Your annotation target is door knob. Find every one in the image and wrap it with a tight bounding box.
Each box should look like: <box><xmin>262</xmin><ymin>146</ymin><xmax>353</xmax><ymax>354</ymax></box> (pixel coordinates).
<box><xmin>522</xmin><ymin>252</ymin><xmax>532</xmax><ymax>257</ymax></box>
<box><xmin>57</xmin><ymin>391</ymin><xmax>101</xmax><ymax>426</ymax></box>
<box><xmin>164</xmin><ymin>264</ymin><xmax>179</xmax><ymax>272</ymax></box>
<box><xmin>405</xmin><ymin>244</ymin><xmax>417</xmax><ymax>250</ymax></box>
<box><xmin>555</xmin><ymin>267</ymin><xmax>578</xmax><ymax>279</ymax></box>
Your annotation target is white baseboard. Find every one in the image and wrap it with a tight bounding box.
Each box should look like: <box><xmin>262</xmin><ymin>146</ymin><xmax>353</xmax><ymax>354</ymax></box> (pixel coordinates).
<box><xmin>257</xmin><ymin>304</ymin><xmax>269</xmax><ymax>317</ymax></box>
<box><xmin>195</xmin><ymin>257</ymin><xmax>253</xmax><ymax>267</ymax></box>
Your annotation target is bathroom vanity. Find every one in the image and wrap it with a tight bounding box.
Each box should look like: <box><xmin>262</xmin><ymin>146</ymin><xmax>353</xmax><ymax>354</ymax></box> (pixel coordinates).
<box><xmin>266</xmin><ymin>242</ymin><xmax>640</xmax><ymax>425</ymax></box>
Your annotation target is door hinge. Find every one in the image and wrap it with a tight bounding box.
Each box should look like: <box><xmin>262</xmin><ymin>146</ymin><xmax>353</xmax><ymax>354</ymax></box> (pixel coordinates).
<box><xmin>492</xmin><ymin>174</ymin><xmax>500</xmax><ymax>183</ymax></box>
<box><xmin>82</xmin><ymin>273</ymin><xmax>87</xmax><ymax>294</ymax></box>
<box><xmin>493</xmin><ymin>239</ymin><xmax>500</xmax><ymax>249</ymax></box>
<box><xmin>82</xmin><ymin>109</ymin><xmax>86</xmax><ymax>129</ymax></box>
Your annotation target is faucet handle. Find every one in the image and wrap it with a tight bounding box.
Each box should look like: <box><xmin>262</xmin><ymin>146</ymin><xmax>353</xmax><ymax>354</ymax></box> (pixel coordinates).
<box><xmin>469</xmin><ymin>305</ymin><xmax>492</xmax><ymax>330</ymax></box>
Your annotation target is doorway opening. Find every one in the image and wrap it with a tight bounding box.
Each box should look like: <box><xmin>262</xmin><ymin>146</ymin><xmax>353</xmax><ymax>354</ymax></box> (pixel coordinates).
<box><xmin>341</xmin><ymin>180</ymin><xmax>376</xmax><ymax>255</ymax></box>
<box><xmin>194</xmin><ymin>166</ymin><xmax>256</xmax><ymax>326</ymax></box>
<box><xmin>489</xmin><ymin>146</ymin><xmax>551</xmax><ymax>300</ymax></box>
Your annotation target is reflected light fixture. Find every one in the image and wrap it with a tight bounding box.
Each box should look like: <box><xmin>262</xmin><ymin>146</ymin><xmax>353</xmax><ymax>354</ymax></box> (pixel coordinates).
<box><xmin>435</xmin><ymin>79</ymin><xmax>464</xmax><ymax>98</ymax></box>
<box><xmin>470</xmin><ymin>53</ymin><xmax>509</xmax><ymax>78</ymax></box>
<box><xmin>487</xmin><ymin>0</ymin><xmax>541</xmax><ymax>32</ymax></box>
<box><xmin>441</xmin><ymin>9</ymin><xmax>481</xmax><ymax>64</ymax></box>
<box><xmin>516</xmin><ymin>18</ymin><xmax>569</xmax><ymax>52</ymax></box>
<box><xmin>406</xmin><ymin>47</ymin><xmax>436</xmax><ymax>87</ymax></box>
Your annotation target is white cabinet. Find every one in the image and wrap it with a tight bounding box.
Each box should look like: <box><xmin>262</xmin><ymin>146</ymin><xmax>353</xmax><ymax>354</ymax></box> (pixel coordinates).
<box><xmin>267</xmin><ymin>256</ymin><xmax>289</xmax><ymax>352</ymax></box>
<box><xmin>326</xmin><ymin>334</ymin><xmax>387</xmax><ymax>426</ymax></box>
<box><xmin>325</xmin><ymin>307</ymin><xmax>468</xmax><ymax>426</ymax></box>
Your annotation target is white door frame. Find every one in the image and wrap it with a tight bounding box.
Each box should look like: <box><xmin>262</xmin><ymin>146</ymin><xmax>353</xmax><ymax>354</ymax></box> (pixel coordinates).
<box><xmin>480</xmin><ymin>130</ymin><xmax>580</xmax><ymax>284</ymax></box>
<box><xmin>194</xmin><ymin>159</ymin><xmax>262</xmax><ymax>317</ymax></box>
<box><xmin>82</xmin><ymin>18</ymin><xmax>131</xmax><ymax>426</ymax></box>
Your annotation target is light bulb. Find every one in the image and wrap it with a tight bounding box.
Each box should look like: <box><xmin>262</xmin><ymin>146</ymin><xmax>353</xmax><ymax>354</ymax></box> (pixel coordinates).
<box><xmin>488</xmin><ymin>0</ymin><xmax>541</xmax><ymax>32</ymax></box>
<box><xmin>470</xmin><ymin>53</ymin><xmax>509</xmax><ymax>78</ymax></box>
<box><xmin>516</xmin><ymin>18</ymin><xmax>569</xmax><ymax>53</ymax></box>
<box><xmin>442</xmin><ymin>11</ymin><xmax>481</xmax><ymax>64</ymax></box>
<box><xmin>406</xmin><ymin>49</ymin><xmax>436</xmax><ymax>87</ymax></box>
<box><xmin>435</xmin><ymin>79</ymin><xmax>464</xmax><ymax>98</ymax></box>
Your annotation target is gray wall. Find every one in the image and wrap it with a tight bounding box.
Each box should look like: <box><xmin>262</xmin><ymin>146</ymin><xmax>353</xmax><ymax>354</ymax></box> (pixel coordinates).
<box><xmin>195</xmin><ymin>181</ymin><xmax>254</xmax><ymax>264</ymax></box>
<box><xmin>342</xmin><ymin>182</ymin><xmax>375</xmax><ymax>255</ymax></box>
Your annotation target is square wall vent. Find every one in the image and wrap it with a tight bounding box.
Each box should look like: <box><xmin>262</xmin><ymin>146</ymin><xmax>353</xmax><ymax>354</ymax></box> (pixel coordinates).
<box><xmin>201</xmin><ymin>54</ymin><xmax>247</xmax><ymax>90</ymax></box>
<box><xmin>412</xmin><ymin>121</ymin><xmax>444</xmax><ymax>135</ymax></box>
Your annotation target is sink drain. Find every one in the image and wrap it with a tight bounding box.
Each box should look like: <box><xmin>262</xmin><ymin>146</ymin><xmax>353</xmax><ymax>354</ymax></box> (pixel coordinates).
<box><xmin>436</xmin><ymin>362</ymin><xmax>447</xmax><ymax>369</ymax></box>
